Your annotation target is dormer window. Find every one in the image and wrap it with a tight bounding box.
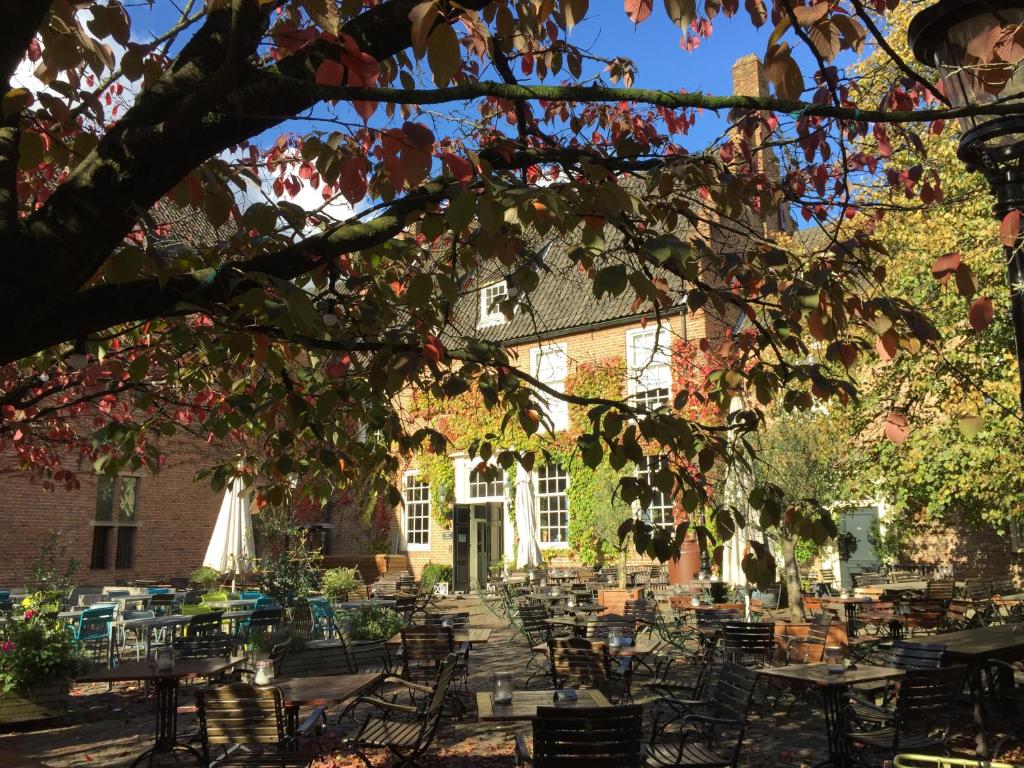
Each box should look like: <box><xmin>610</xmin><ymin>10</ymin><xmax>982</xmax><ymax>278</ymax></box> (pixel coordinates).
<box><xmin>478</xmin><ymin>281</ymin><xmax>509</xmax><ymax>328</ymax></box>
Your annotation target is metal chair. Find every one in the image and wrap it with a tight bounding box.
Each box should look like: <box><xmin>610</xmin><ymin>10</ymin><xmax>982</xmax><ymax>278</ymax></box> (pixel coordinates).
<box><xmin>72</xmin><ymin>605</ymin><xmax>114</xmax><ymax>663</ymax></box>
<box><xmin>548</xmin><ymin>637</ymin><xmax>631</xmax><ymax>703</ymax></box>
<box><xmin>515</xmin><ymin>704</ymin><xmax>645</xmax><ymax>767</ymax></box>
<box><xmin>308</xmin><ymin>597</ymin><xmax>337</xmax><ymax>639</ymax></box>
<box><xmin>342</xmin><ymin>653</ymin><xmax>458</xmax><ymax>768</ymax></box>
<box><xmin>720</xmin><ymin>622</ymin><xmax>775</xmax><ymax>668</ymax></box>
<box><xmin>847</xmin><ymin>641</ymin><xmax>946</xmax><ymax>727</ymax></box>
<box><xmin>785</xmin><ymin>612</ymin><xmax>834</xmax><ymax>663</ymax></box>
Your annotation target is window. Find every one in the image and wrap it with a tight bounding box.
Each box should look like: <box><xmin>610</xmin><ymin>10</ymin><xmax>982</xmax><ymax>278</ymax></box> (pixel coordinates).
<box><xmin>478</xmin><ymin>281</ymin><xmax>509</xmax><ymax>328</ymax></box>
<box><xmin>637</xmin><ymin>456</ymin><xmax>674</xmax><ymax>530</ymax></box>
<box><xmin>469</xmin><ymin>466</ymin><xmax>505</xmax><ymax>499</ymax></box>
<box><xmin>535</xmin><ymin>464</ymin><xmax>569</xmax><ymax>545</ymax></box>
<box><xmin>403</xmin><ymin>473</ymin><xmax>431</xmax><ymax>549</ymax></box>
<box><xmin>626</xmin><ymin>326</ymin><xmax>672</xmax><ymax>411</ymax></box>
<box><xmin>91</xmin><ymin>475</ymin><xmax>140</xmax><ymax>570</ymax></box>
<box><xmin>530</xmin><ymin>343</ymin><xmax>569</xmax><ymax>432</ymax></box>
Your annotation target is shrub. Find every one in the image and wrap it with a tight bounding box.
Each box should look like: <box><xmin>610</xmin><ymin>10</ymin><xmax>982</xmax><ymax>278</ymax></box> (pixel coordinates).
<box><xmin>321</xmin><ymin>567</ymin><xmax>362</xmax><ymax>602</ymax></box>
<box><xmin>420</xmin><ymin>563</ymin><xmax>452</xmax><ymax>592</ymax></box>
<box><xmin>189</xmin><ymin>566</ymin><xmax>222</xmax><ymax>591</ymax></box>
<box><xmin>344</xmin><ymin>606</ymin><xmax>404</xmax><ymax>642</ymax></box>
<box><xmin>0</xmin><ymin>600</ymin><xmax>89</xmax><ymax>694</ymax></box>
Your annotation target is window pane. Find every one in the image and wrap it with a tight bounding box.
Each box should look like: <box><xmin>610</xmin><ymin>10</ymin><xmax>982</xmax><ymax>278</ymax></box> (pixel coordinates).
<box><xmin>90</xmin><ymin>527</ymin><xmax>110</xmax><ymax>570</ymax></box>
<box><xmin>403</xmin><ymin>475</ymin><xmax>431</xmax><ymax>546</ymax></box>
<box><xmin>637</xmin><ymin>456</ymin><xmax>674</xmax><ymax>529</ymax></box>
<box><xmin>115</xmin><ymin>527</ymin><xmax>135</xmax><ymax>569</ymax></box>
<box><xmin>118</xmin><ymin>477</ymin><xmax>139</xmax><ymax>522</ymax></box>
<box><xmin>95</xmin><ymin>476</ymin><xmax>115</xmax><ymax>521</ymax></box>
<box><xmin>469</xmin><ymin>467</ymin><xmax>505</xmax><ymax>499</ymax></box>
<box><xmin>535</xmin><ymin>464</ymin><xmax>569</xmax><ymax>543</ymax></box>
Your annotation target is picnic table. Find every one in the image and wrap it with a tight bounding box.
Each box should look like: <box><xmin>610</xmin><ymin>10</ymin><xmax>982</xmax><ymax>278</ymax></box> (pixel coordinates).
<box><xmin>384</xmin><ymin>627</ymin><xmax>491</xmax><ymax>648</ymax></box>
<box><xmin>274</xmin><ymin>672</ymin><xmax>382</xmax><ymax>739</ymax></box>
<box><xmin>77</xmin><ymin>656</ymin><xmax>243</xmax><ymax>765</ymax></box>
<box><xmin>929</xmin><ymin>624</ymin><xmax>1024</xmax><ymax>755</ymax></box>
<box><xmin>476</xmin><ymin>689</ymin><xmax>611</xmax><ymax>721</ymax></box>
<box><xmin>759</xmin><ymin>663</ymin><xmax>905</xmax><ymax>768</ymax></box>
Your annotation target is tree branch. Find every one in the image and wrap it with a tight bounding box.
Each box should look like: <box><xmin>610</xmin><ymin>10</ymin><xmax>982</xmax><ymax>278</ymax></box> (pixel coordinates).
<box><xmin>0</xmin><ymin>1</ymin><xmax>52</xmax><ymax>86</ymax></box>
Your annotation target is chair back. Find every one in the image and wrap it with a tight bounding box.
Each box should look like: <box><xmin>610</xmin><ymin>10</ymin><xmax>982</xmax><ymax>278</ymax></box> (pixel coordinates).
<box><xmin>149</xmin><ymin>593</ymin><xmax>176</xmax><ymax>616</ymax></box>
<box><xmin>248</xmin><ymin>608</ymin><xmax>283</xmax><ymax>638</ymax></box>
<box><xmin>426</xmin><ymin>652</ymin><xmax>459</xmax><ymax>721</ymax></box>
<box><xmin>515</xmin><ymin>603</ymin><xmax>552</xmax><ymax>646</ymax></box>
<box><xmin>885</xmin><ymin>640</ymin><xmax>946</xmax><ymax>669</ymax></box>
<box><xmin>196</xmin><ymin>683</ymin><xmax>285</xmax><ymax>755</ymax></box>
<box><xmin>123</xmin><ymin>609</ymin><xmax>155</xmax><ymax>622</ymax></box>
<box><xmin>623</xmin><ymin>599</ymin><xmax>657</xmax><ymax>626</ymax></box>
<box><xmin>962</xmin><ymin>579</ymin><xmax>992</xmax><ymax>601</ymax></box>
<box><xmin>531</xmin><ymin>704</ymin><xmax>645</xmax><ymax>767</ymax></box>
<box><xmin>695</xmin><ymin>607</ymin><xmax>741</xmax><ymax>630</ymax></box>
<box><xmin>925</xmin><ymin>580</ymin><xmax>955</xmax><ymax>603</ymax></box>
<box><xmin>187</xmin><ymin>610</ymin><xmax>225</xmax><ymax>637</ymax></box>
<box><xmin>396</xmin><ymin>574</ymin><xmax>416</xmax><ymax>593</ymax></box>
<box><xmin>202</xmin><ymin>591</ymin><xmax>228</xmax><ymax>604</ymax></box>
<box><xmin>401</xmin><ymin>624</ymin><xmax>454</xmax><ymax>683</ymax></box>
<box><xmin>344</xmin><ymin>638</ymin><xmax>393</xmax><ymax>675</ymax></box>
<box><xmin>721</xmin><ymin>622</ymin><xmax>775</xmax><ymax>667</ymax></box>
<box><xmin>802</xmin><ymin>596</ymin><xmax>824</xmax><ymax>616</ymax></box>
<box><xmin>239</xmin><ymin>591</ymin><xmax>262</xmax><ymax>600</ymax></box>
<box><xmin>894</xmin><ymin>666</ymin><xmax>967</xmax><ymax>746</ymax></box>
<box><xmin>585</xmin><ymin>615</ymin><xmax>636</xmax><ymax>641</ymax></box>
<box><xmin>174</xmin><ymin>632</ymin><xmax>234</xmax><ymax>659</ymax></box>
<box><xmin>253</xmin><ymin>596</ymin><xmax>279</xmax><ymax>611</ymax></box>
<box><xmin>394</xmin><ymin>594</ymin><xmax>417</xmax><ymax>622</ymax></box>
<box><xmin>711</xmin><ymin>660</ymin><xmax>761</xmax><ymax>722</ymax></box>
<box><xmin>276</xmin><ymin>643</ymin><xmax>350</xmax><ymax>677</ymax></box>
<box><xmin>425</xmin><ymin>612</ymin><xmax>470</xmax><ymax>629</ymax></box>
<box><xmin>795</xmin><ymin>612</ymin><xmax>834</xmax><ymax>663</ymax></box>
<box><xmin>549</xmin><ymin>638</ymin><xmax>610</xmax><ymax>690</ymax></box>
<box><xmin>76</xmin><ymin>605</ymin><xmax>115</xmax><ymax>643</ymax></box>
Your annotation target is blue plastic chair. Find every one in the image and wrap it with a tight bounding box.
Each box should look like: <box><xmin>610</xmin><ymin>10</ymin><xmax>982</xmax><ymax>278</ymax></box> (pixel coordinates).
<box><xmin>308</xmin><ymin>597</ymin><xmax>336</xmax><ymax>639</ymax></box>
<box><xmin>253</xmin><ymin>596</ymin><xmax>279</xmax><ymax>610</ymax></box>
<box><xmin>240</xmin><ymin>591</ymin><xmax>262</xmax><ymax>600</ymax></box>
<box><xmin>147</xmin><ymin>587</ymin><xmax>172</xmax><ymax>595</ymax></box>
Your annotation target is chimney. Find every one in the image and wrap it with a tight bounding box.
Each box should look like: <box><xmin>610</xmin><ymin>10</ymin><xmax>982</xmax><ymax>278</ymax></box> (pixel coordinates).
<box><xmin>729</xmin><ymin>54</ymin><xmax>789</xmax><ymax>233</ymax></box>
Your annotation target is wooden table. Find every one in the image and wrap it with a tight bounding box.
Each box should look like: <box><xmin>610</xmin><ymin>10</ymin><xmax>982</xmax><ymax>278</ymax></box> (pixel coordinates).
<box><xmin>384</xmin><ymin>627</ymin><xmax>491</xmax><ymax>648</ymax></box>
<box><xmin>274</xmin><ymin>672</ymin><xmax>382</xmax><ymax>738</ymax></box>
<box><xmin>759</xmin><ymin>663</ymin><xmax>905</xmax><ymax>768</ymax></box>
<box><xmin>929</xmin><ymin>625</ymin><xmax>1024</xmax><ymax>755</ymax></box>
<box><xmin>531</xmin><ymin>636</ymin><xmax>662</xmax><ymax>659</ymax></box>
<box><xmin>476</xmin><ymin>689</ymin><xmax>611</xmax><ymax>721</ymax></box>
<box><xmin>78</xmin><ymin>656</ymin><xmax>243</xmax><ymax>767</ymax></box>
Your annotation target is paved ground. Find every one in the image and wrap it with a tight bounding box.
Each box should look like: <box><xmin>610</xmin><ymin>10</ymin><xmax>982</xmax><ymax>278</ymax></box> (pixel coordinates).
<box><xmin>2</xmin><ymin>596</ymin><xmax>1022</xmax><ymax>767</ymax></box>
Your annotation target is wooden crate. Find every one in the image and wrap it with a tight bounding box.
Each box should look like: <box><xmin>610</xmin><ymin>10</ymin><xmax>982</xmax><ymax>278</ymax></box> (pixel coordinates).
<box><xmin>0</xmin><ymin>684</ymin><xmax>67</xmax><ymax>727</ymax></box>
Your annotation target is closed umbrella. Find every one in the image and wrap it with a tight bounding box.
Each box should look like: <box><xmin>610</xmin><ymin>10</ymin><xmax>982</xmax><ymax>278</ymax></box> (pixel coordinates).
<box><xmin>515</xmin><ymin>474</ymin><xmax>543</xmax><ymax>569</ymax></box>
<box><xmin>203</xmin><ymin>478</ymin><xmax>255</xmax><ymax>593</ymax></box>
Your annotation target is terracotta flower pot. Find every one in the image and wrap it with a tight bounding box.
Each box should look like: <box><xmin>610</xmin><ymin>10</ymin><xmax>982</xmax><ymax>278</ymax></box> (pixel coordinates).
<box><xmin>597</xmin><ymin>588</ymin><xmax>642</xmax><ymax>615</ymax></box>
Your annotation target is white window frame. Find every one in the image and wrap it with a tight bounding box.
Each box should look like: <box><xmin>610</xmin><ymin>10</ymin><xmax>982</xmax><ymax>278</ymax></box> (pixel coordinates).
<box><xmin>535</xmin><ymin>464</ymin><xmax>570</xmax><ymax>548</ymax></box>
<box><xmin>402</xmin><ymin>471</ymin><xmax>431</xmax><ymax>551</ymax></box>
<box><xmin>478</xmin><ymin>281</ymin><xmax>509</xmax><ymax>328</ymax></box>
<box><xmin>468</xmin><ymin>464</ymin><xmax>507</xmax><ymax>501</ymax></box>
<box><xmin>530</xmin><ymin>343</ymin><xmax>569</xmax><ymax>432</ymax></box>
<box><xmin>636</xmin><ymin>456</ymin><xmax>674</xmax><ymax>530</ymax></box>
<box><xmin>626</xmin><ymin>325</ymin><xmax>672</xmax><ymax>411</ymax></box>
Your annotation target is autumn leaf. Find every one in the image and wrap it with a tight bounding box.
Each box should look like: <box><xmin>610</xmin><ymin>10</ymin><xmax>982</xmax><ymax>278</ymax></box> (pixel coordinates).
<box><xmin>664</xmin><ymin>0</ymin><xmax>695</xmax><ymax>28</ymax></box>
<box><xmin>1000</xmin><ymin>209</ymin><xmax>1021</xmax><ymax>247</ymax></box>
<box><xmin>930</xmin><ymin>251</ymin><xmax>960</xmax><ymax>283</ymax></box>
<box><xmin>315</xmin><ymin>60</ymin><xmax>345</xmax><ymax>87</ymax></box>
<box><xmin>427</xmin><ymin>23</ymin><xmax>460</xmax><ymax>85</ymax></box>
<box><xmin>959</xmin><ymin>416</ymin><xmax>984</xmax><ymax>438</ymax></box>
<box><xmin>340</xmin><ymin>156</ymin><xmax>367</xmax><ymax>205</ymax></box>
<box><xmin>884</xmin><ymin>411</ymin><xmax>910</xmax><ymax>444</ymax></box>
<box><xmin>968</xmin><ymin>296</ymin><xmax>994</xmax><ymax>332</ymax></box>
<box><xmin>440</xmin><ymin>152</ymin><xmax>473</xmax><ymax>183</ymax></box>
<box><xmin>876</xmin><ymin>330</ymin><xmax>898</xmax><ymax>362</ymax></box>
<box><xmin>625</xmin><ymin>0</ymin><xmax>654</xmax><ymax>23</ymax></box>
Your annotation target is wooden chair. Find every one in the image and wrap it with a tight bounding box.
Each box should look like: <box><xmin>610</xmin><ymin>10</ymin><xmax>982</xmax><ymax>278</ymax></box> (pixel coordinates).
<box><xmin>785</xmin><ymin>612</ymin><xmax>834</xmax><ymax>663</ymax></box>
<box><xmin>195</xmin><ymin>683</ymin><xmax>322</xmax><ymax>766</ymax></box>
<box><xmin>276</xmin><ymin>642</ymin><xmax>351</xmax><ymax>678</ymax></box>
<box><xmin>586</xmin><ymin>615</ymin><xmax>638</xmax><ymax>642</ymax></box>
<box><xmin>393</xmin><ymin>594</ymin><xmax>418</xmax><ymax>624</ymax></box>
<box><xmin>185</xmin><ymin>610</ymin><xmax>225</xmax><ymax>637</ymax></box>
<box><xmin>720</xmin><ymin>622</ymin><xmax>774</xmax><ymax>668</ymax></box>
<box><xmin>801</xmin><ymin>596</ymin><xmax>824</xmax><ymax>617</ymax></box>
<box><xmin>342</xmin><ymin>653</ymin><xmax>458</xmax><ymax>768</ymax></box>
<box><xmin>848</xmin><ymin>641</ymin><xmax>946</xmax><ymax>727</ymax></box>
<box><xmin>400</xmin><ymin>625</ymin><xmax>459</xmax><ymax>686</ymax></box>
<box><xmin>847</xmin><ymin>666</ymin><xmax>967</xmax><ymax>762</ymax></box>
<box><xmin>174</xmin><ymin>633</ymin><xmax>235</xmax><ymax>659</ymax></box>
<box><xmin>548</xmin><ymin>637</ymin><xmax>631</xmax><ymax>703</ymax></box>
<box><xmin>515</xmin><ymin>704</ymin><xmax>645</xmax><ymax>767</ymax></box>
<box><xmin>648</xmin><ymin>662</ymin><xmax>760</xmax><ymax>767</ymax></box>
<box><xmin>624</xmin><ymin>599</ymin><xmax>658</xmax><ymax>632</ymax></box>
<box><xmin>424</xmin><ymin>612</ymin><xmax>470</xmax><ymax>630</ymax></box>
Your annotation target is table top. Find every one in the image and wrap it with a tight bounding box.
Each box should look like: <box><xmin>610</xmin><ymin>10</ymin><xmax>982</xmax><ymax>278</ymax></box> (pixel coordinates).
<box><xmin>929</xmin><ymin>625</ymin><xmax>1024</xmax><ymax>660</ymax></box>
<box><xmin>117</xmin><ymin>615</ymin><xmax>191</xmax><ymax>628</ymax></box>
<box><xmin>221</xmin><ymin>610</ymin><xmax>253</xmax><ymax>620</ymax></box>
<box><xmin>855</xmin><ymin>581</ymin><xmax>929</xmax><ymax>593</ymax></box>
<box><xmin>760</xmin><ymin>663</ymin><xmax>905</xmax><ymax>687</ymax></box>
<box><xmin>336</xmin><ymin>599</ymin><xmax>396</xmax><ymax>609</ymax></box>
<box><xmin>384</xmin><ymin>628</ymin><xmax>492</xmax><ymax>647</ymax></box>
<box><xmin>477</xmin><ymin>689</ymin><xmax>611</xmax><ymax>721</ymax></box>
<box><xmin>77</xmin><ymin>656</ymin><xmax>243</xmax><ymax>684</ymax></box>
<box><xmin>273</xmin><ymin>672</ymin><xmax>383</xmax><ymax>707</ymax></box>
<box><xmin>202</xmin><ymin>599</ymin><xmax>257</xmax><ymax>608</ymax></box>
<box><xmin>822</xmin><ymin>596</ymin><xmax>877</xmax><ymax>604</ymax></box>
<box><xmin>532</xmin><ymin>637</ymin><xmax>662</xmax><ymax>659</ymax></box>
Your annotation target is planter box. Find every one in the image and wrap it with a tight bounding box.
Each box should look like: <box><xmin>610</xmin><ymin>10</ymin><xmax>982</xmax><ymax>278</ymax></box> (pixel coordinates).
<box><xmin>596</xmin><ymin>588</ymin><xmax>642</xmax><ymax>615</ymax></box>
<box><xmin>0</xmin><ymin>683</ymin><xmax>67</xmax><ymax>727</ymax></box>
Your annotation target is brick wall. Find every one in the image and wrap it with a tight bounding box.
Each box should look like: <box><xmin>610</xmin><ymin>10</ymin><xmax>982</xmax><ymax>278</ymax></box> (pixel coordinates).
<box><xmin>902</xmin><ymin>510</ymin><xmax>1023</xmax><ymax>584</ymax></box>
<box><xmin>0</xmin><ymin>438</ymin><xmax>227</xmax><ymax>588</ymax></box>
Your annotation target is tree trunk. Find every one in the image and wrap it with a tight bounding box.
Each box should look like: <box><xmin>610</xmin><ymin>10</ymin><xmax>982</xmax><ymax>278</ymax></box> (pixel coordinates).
<box><xmin>780</xmin><ymin>535</ymin><xmax>805</xmax><ymax>621</ymax></box>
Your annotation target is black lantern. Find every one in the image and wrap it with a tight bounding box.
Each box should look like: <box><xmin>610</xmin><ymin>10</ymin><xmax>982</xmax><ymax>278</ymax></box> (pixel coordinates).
<box><xmin>910</xmin><ymin>0</ymin><xmax>1024</xmax><ymax>408</ymax></box>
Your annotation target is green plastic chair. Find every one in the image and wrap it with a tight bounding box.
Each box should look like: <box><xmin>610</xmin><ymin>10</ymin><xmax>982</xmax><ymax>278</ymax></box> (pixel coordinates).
<box><xmin>893</xmin><ymin>755</ymin><xmax>1016</xmax><ymax>768</ymax></box>
<box><xmin>201</xmin><ymin>591</ymin><xmax>229</xmax><ymax>603</ymax></box>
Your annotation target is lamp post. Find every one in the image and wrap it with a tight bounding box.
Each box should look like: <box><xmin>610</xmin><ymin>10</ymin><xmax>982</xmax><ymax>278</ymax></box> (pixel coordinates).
<box><xmin>909</xmin><ymin>0</ymin><xmax>1024</xmax><ymax>410</ymax></box>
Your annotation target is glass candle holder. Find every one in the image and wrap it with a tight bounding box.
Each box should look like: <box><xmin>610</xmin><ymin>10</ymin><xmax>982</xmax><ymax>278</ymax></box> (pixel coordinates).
<box><xmin>254</xmin><ymin>659</ymin><xmax>275</xmax><ymax>686</ymax></box>
<box><xmin>824</xmin><ymin>646</ymin><xmax>844</xmax><ymax>668</ymax></box>
<box><xmin>493</xmin><ymin>673</ymin><xmax>513</xmax><ymax>705</ymax></box>
<box><xmin>566</xmin><ymin>595</ymin><xmax>577</xmax><ymax>610</ymax></box>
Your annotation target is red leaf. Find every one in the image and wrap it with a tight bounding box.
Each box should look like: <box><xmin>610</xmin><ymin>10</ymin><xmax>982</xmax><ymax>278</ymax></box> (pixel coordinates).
<box><xmin>340</xmin><ymin>156</ymin><xmax>367</xmax><ymax>205</ymax></box>
<box><xmin>884</xmin><ymin>411</ymin><xmax>910</xmax><ymax>444</ymax></box>
<box><xmin>954</xmin><ymin>262</ymin><xmax>978</xmax><ymax>299</ymax></box>
<box><xmin>625</xmin><ymin>0</ymin><xmax>654</xmax><ymax>23</ymax></box>
<box><xmin>876</xmin><ymin>330</ymin><xmax>898</xmax><ymax>362</ymax></box>
<box><xmin>381</xmin><ymin>129</ymin><xmax>405</xmax><ymax>190</ymax></box>
<box><xmin>315</xmin><ymin>60</ymin><xmax>345</xmax><ymax>87</ymax></box>
<box><xmin>440</xmin><ymin>152</ymin><xmax>473</xmax><ymax>183</ymax></box>
<box><xmin>969</xmin><ymin>296</ymin><xmax>994</xmax><ymax>332</ymax></box>
<box><xmin>1000</xmin><ymin>209</ymin><xmax>1021</xmax><ymax>247</ymax></box>
<box><xmin>930</xmin><ymin>251</ymin><xmax>960</xmax><ymax>283</ymax></box>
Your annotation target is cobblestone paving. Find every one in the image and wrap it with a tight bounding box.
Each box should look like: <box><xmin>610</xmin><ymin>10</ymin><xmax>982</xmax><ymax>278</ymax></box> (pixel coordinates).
<box><xmin>2</xmin><ymin>596</ymin><xmax>1022</xmax><ymax>767</ymax></box>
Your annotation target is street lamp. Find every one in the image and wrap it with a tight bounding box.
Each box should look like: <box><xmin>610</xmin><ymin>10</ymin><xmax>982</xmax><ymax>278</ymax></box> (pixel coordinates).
<box><xmin>909</xmin><ymin>0</ymin><xmax>1024</xmax><ymax>408</ymax></box>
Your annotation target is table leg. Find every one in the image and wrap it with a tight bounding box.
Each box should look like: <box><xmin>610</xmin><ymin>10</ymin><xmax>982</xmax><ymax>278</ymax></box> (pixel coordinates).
<box><xmin>129</xmin><ymin>678</ymin><xmax>204</xmax><ymax>767</ymax></box>
<box><xmin>845</xmin><ymin>604</ymin><xmax>856</xmax><ymax>638</ymax></box>
<box><xmin>819</xmin><ymin>686</ymin><xmax>852</xmax><ymax>768</ymax></box>
<box><xmin>967</xmin><ymin>665</ymin><xmax>989</xmax><ymax>757</ymax></box>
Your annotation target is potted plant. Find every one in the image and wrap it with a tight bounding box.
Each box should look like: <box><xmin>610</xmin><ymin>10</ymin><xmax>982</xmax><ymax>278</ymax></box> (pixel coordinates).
<box><xmin>189</xmin><ymin>565</ymin><xmax>222</xmax><ymax>593</ymax></box>
<box><xmin>321</xmin><ymin>567</ymin><xmax>362</xmax><ymax>603</ymax></box>
<box><xmin>420</xmin><ymin>563</ymin><xmax>452</xmax><ymax>596</ymax></box>
<box><xmin>0</xmin><ymin>599</ymin><xmax>89</xmax><ymax>725</ymax></box>
<box><xmin>344</xmin><ymin>605</ymin><xmax>404</xmax><ymax>642</ymax></box>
